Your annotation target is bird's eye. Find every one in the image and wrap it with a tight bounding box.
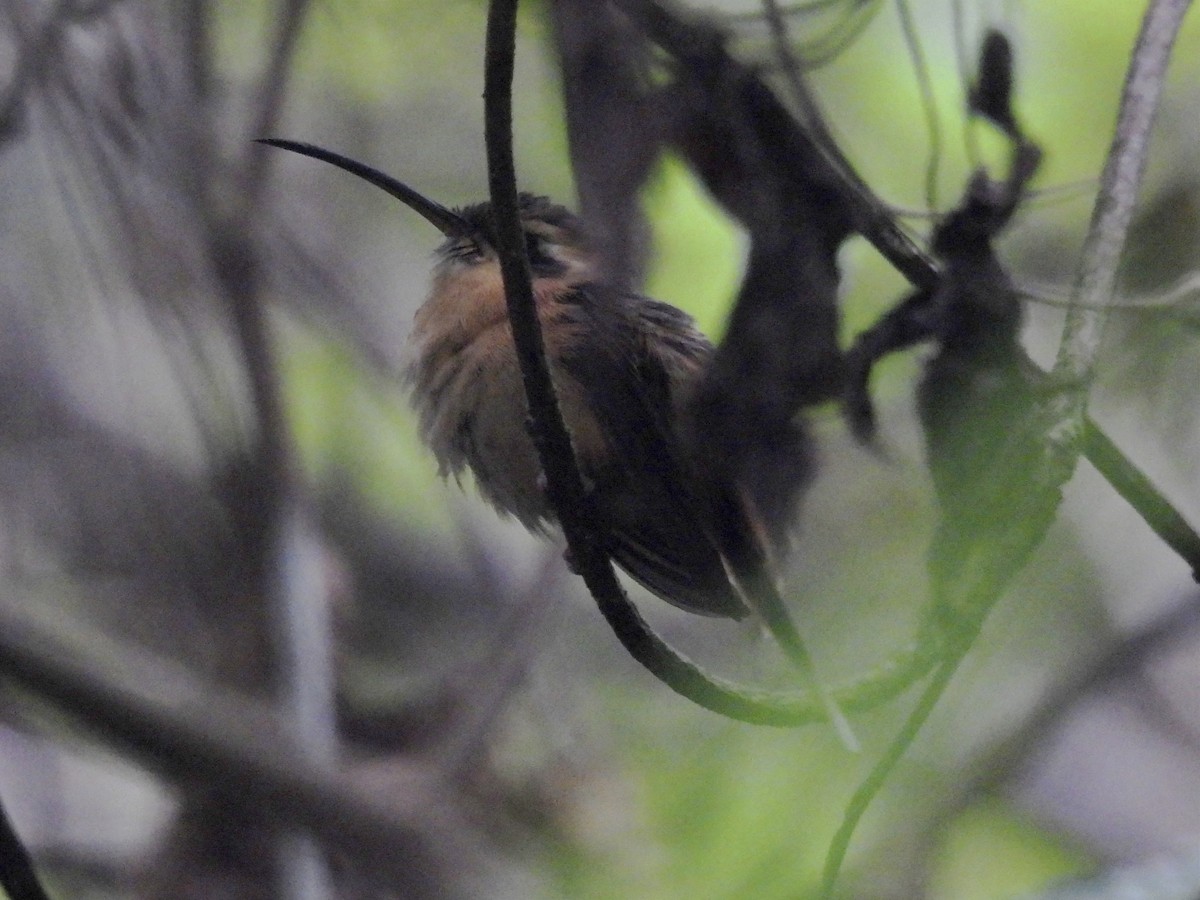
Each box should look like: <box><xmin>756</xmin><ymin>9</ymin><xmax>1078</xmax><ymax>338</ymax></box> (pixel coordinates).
<box><xmin>446</xmin><ymin>240</ymin><xmax>483</xmax><ymax>263</ymax></box>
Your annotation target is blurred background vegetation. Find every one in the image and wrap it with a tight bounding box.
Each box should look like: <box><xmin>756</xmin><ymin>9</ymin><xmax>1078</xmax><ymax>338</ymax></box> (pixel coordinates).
<box><xmin>1</xmin><ymin>1</ymin><xmax>1199</xmax><ymax>898</ymax></box>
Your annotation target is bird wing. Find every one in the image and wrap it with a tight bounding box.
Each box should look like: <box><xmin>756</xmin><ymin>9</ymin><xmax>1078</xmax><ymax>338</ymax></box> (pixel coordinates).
<box><xmin>555</xmin><ymin>287</ymin><xmax>748</xmax><ymax>619</ymax></box>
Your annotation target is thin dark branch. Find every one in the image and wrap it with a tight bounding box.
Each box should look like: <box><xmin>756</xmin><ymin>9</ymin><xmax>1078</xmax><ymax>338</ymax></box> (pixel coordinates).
<box><xmin>484</xmin><ymin>0</ymin><xmax>937</xmax><ymax>727</ymax></box>
<box><xmin>483</xmin><ymin>0</ymin><xmax>739</xmax><ymax>717</ymax></box>
<box><xmin>0</xmin><ymin>795</ymin><xmax>52</xmax><ymax>900</ymax></box>
<box><xmin>484</xmin><ymin>0</ymin><xmax>594</xmax><ymax>539</ymax></box>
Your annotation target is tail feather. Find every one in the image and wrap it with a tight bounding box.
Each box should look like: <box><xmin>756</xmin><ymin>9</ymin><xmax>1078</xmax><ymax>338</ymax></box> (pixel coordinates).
<box><xmin>713</xmin><ymin>485</ymin><xmax>859</xmax><ymax>751</ymax></box>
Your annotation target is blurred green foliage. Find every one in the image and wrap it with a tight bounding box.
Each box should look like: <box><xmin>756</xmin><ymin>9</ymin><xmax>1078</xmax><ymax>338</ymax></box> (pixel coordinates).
<box><xmin>929</xmin><ymin>801</ymin><xmax>1090</xmax><ymax>900</ymax></box>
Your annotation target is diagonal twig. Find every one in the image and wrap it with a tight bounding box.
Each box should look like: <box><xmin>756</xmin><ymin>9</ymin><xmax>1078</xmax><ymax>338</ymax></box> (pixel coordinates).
<box><xmin>1055</xmin><ymin>0</ymin><xmax>1195</xmax><ymax>385</ymax></box>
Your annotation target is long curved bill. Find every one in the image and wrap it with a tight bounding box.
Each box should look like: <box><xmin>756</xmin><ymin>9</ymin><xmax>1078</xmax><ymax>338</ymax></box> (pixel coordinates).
<box><xmin>257</xmin><ymin>138</ymin><xmax>470</xmax><ymax>237</ymax></box>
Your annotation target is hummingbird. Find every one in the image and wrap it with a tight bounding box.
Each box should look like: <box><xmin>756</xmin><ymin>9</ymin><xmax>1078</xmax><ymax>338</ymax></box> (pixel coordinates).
<box><xmin>257</xmin><ymin>140</ymin><xmax>857</xmax><ymax>748</ymax></box>
<box><xmin>259</xmin><ymin>138</ymin><xmax>763</xmax><ymax>619</ymax></box>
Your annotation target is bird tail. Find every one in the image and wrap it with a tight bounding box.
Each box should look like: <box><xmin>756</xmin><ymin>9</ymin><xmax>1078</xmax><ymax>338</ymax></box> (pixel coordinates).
<box><xmin>714</xmin><ymin>488</ymin><xmax>860</xmax><ymax>752</ymax></box>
